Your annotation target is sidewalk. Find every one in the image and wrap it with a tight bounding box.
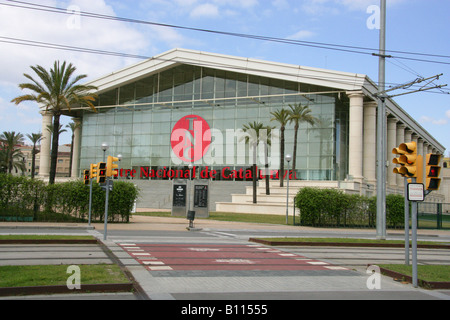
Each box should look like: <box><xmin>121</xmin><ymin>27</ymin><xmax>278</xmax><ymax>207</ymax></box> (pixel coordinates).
<box><xmin>2</xmin><ymin>214</ymin><xmax>449</xmax><ymax>237</ymax></box>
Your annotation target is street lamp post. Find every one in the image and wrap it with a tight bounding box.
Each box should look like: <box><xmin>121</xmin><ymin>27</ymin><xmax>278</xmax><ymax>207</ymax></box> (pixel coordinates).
<box><xmin>285</xmin><ymin>154</ymin><xmax>292</xmax><ymax>225</ymax></box>
<box><xmin>101</xmin><ymin>143</ymin><xmax>109</xmax><ymax>162</ymax></box>
<box><xmin>117</xmin><ymin>154</ymin><xmax>122</xmax><ymax>180</ymax></box>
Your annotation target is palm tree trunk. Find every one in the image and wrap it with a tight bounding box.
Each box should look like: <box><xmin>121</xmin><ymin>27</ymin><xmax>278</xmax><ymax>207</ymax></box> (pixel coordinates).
<box><xmin>264</xmin><ymin>141</ymin><xmax>270</xmax><ymax>195</ymax></box>
<box><xmin>280</xmin><ymin>126</ymin><xmax>285</xmax><ymax>187</ymax></box>
<box><xmin>292</xmin><ymin>123</ymin><xmax>299</xmax><ymax>173</ymax></box>
<box><xmin>49</xmin><ymin>113</ymin><xmax>61</xmax><ymax>185</ymax></box>
<box><xmin>252</xmin><ymin>143</ymin><xmax>257</xmax><ymax>204</ymax></box>
<box><xmin>31</xmin><ymin>145</ymin><xmax>36</xmax><ymax>179</ymax></box>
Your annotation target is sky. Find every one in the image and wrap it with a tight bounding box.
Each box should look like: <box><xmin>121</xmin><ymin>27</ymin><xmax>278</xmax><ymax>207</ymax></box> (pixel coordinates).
<box><xmin>0</xmin><ymin>0</ymin><xmax>449</xmax><ymax>155</ymax></box>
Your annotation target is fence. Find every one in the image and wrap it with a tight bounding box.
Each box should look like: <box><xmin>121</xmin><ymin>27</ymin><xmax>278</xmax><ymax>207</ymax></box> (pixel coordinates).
<box><xmin>417</xmin><ymin>202</ymin><xmax>450</xmax><ymax>230</ymax></box>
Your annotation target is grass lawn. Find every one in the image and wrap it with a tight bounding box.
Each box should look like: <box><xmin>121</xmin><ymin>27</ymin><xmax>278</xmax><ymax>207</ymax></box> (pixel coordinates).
<box><xmin>254</xmin><ymin>237</ymin><xmax>447</xmax><ymax>246</ymax></box>
<box><xmin>379</xmin><ymin>264</ymin><xmax>450</xmax><ymax>283</ymax></box>
<box><xmin>0</xmin><ymin>264</ymin><xmax>130</xmax><ymax>288</ymax></box>
<box><xmin>0</xmin><ymin>235</ymin><xmax>96</xmax><ymax>240</ymax></box>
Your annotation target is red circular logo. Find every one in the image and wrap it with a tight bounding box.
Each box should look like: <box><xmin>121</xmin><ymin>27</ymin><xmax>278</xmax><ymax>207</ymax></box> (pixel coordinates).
<box><xmin>171</xmin><ymin>115</ymin><xmax>211</xmax><ymax>163</ymax></box>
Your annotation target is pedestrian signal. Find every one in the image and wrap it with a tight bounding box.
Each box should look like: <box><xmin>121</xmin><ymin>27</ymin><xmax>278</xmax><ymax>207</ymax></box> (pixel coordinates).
<box><xmin>84</xmin><ymin>170</ymin><xmax>90</xmax><ymax>185</ymax></box>
<box><xmin>97</xmin><ymin>162</ymin><xmax>107</xmax><ymax>184</ymax></box>
<box><xmin>425</xmin><ymin>154</ymin><xmax>442</xmax><ymax>191</ymax></box>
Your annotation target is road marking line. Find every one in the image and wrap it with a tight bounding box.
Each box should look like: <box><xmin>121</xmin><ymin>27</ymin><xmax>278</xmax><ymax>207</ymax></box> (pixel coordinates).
<box><xmin>143</xmin><ymin>261</ymin><xmax>165</xmax><ymax>265</ymax></box>
<box><xmin>279</xmin><ymin>253</ymin><xmax>296</xmax><ymax>256</ymax></box>
<box><xmin>148</xmin><ymin>266</ymin><xmax>173</xmax><ymax>271</ymax></box>
<box><xmin>131</xmin><ymin>253</ymin><xmax>152</xmax><ymax>256</ymax></box>
<box><xmin>325</xmin><ymin>266</ymin><xmax>349</xmax><ymax>270</ymax></box>
<box><xmin>307</xmin><ymin>261</ymin><xmax>329</xmax><ymax>265</ymax></box>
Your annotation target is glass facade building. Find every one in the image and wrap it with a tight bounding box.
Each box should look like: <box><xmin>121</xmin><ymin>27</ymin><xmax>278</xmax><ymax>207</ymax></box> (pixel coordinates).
<box><xmin>79</xmin><ymin>64</ymin><xmax>350</xmax><ymax>181</ymax></box>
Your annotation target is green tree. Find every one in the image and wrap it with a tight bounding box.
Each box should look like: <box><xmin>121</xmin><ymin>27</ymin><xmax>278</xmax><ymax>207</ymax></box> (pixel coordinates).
<box><xmin>241</xmin><ymin>122</ymin><xmax>275</xmax><ymax>203</ymax></box>
<box><xmin>0</xmin><ymin>131</ymin><xmax>25</xmax><ymax>174</ymax></box>
<box><xmin>287</xmin><ymin>103</ymin><xmax>319</xmax><ymax>173</ymax></box>
<box><xmin>270</xmin><ymin>108</ymin><xmax>290</xmax><ymax>187</ymax></box>
<box><xmin>26</xmin><ymin>133</ymin><xmax>42</xmax><ymax>179</ymax></box>
<box><xmin>11</xmin><ymin>61</ymin><xmax>97</xmax><ymax>184</ymax></box>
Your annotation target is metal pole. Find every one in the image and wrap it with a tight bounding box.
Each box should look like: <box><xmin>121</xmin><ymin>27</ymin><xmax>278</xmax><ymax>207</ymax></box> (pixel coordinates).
<box><xmin>376</xmin><ymin>0</ymin><xmax>387</xmax><ymax>240</ymax></box>
<box><xmin>404</xmin><ymin>179</ymin><xmax>410</xmax><ymax>264</ymax></box>
<box><xmin>412</xmin><ymin>198</ymin><xmax>418</xmax><ymax>288</ymax></box>
<box><xmin>286</xmin><ymin>161</ymin><xmax>290</xmax><ymax>225</ymax></box>
<box><xmin>103</xmin><ymin>178</ymin><xmax>110</xmax><ymax>241</ymax></box>
<box><xmin>88</xmin><ymin>178</ymin><xmax>93</xmax><ymax>226</ymax></box>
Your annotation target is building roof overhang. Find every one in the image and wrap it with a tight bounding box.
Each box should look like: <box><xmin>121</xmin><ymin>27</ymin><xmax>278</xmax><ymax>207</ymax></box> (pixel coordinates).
<box><xmin>84</xmin><ymin>48</ymin><xmax>444</xmax><ymax>153</ymax></box>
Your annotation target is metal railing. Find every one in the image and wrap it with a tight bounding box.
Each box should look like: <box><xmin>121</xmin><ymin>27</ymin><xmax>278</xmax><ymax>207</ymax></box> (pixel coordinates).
<box><xmin>417</xmin><ymin>202</ymin><xmax>450</xmax><ymax>230</ymax></box>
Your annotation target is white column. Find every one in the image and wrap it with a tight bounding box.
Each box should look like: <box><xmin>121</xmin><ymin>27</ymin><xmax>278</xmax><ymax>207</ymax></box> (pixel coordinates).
<box><xmin>387</xmin><ymin>117</ymin><xmax>398</xmax><ymax>188</ymax></box>
<box><xmin>39</xmin><ymin>111</ymin><xmax>52</xmax><ymax>178</ymax></box>
<box><xmin>71</xmin><ymin>118</ymin><xmax>82</xmax><ymax>178</ymax></box>
<box><xmin>347</xmin><ymin>91</ymin><xmax>365</xmax><ymax>181</ymax></box>
<box><xmin>363</xmin><ymin>101</ymin><xmax>377</xmax><ymax>185</ymax></box>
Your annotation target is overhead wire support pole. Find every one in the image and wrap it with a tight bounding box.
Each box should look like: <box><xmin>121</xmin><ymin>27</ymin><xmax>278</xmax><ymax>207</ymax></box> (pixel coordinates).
<box><xmin>376</xmin><ymin>0</ymin><xmax>387</xmax><ymax>240</ymax></box>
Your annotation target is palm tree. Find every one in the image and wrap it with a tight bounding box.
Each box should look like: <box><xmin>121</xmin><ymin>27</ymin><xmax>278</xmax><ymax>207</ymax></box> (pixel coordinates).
<box><xmin>287</xmin><ymin>104</ymin><xmax>319</xmax><ymax>173</ymax></box>
<box><xmin>66</xmin><ymin>121</ymin><xmax>81</xmax><ymax>177</ymax></box>
<box><xmin>26</xmin><ymin>133</ymin><xmax>42</xmax><ymax>179</ymax></box>
<box><xmin>0</xmin><ymin>131</ymin><xmax>25</xmax><ymax>174</ymax></box>
<box><xmin>270</xmin><ymin>108</ymin><xmax>290</xmax><ymax>187</ymax></box>
<box><xmin>11</xmin><ymin>61</ymin><xmax>97</xmax><ymax>184</ymax></box>
<box><xmin>241</xmin><ymin>122</ymin><xmax>262</xmax><ymax>204</ymax></box>
<box><xmin>241</xmin><ymin>121</ymin><xmax>276</xmax><ymax>202</ymax></box>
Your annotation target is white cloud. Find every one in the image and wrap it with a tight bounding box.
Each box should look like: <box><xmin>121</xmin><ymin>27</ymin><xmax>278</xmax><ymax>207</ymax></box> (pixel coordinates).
<box><xmin>286</xmin><ymin>30</ymin><xmax>315</xmax><ymax>40</ymax></box>
<box><xmin>0</xmin><ymin>0</ymin><xmax>150</xmax><ymax>86</ymax></box>
<box><xmin>190</xmin><ymin>3</ymin><xmax>219</xmax><ymax>19</ymax></box>
<box><xmin>301</xmin><ymin>0</ymin><xmax>406</xmax><ymax>15</ymax></box>
<box><xmin>420</xmin><ymin>115</ymin><xmax>448</xmax><ymax>126</ymax></box>
<box><xmin>446</xmin><ymin>110</ymin><xmax>450</xmax><ymax>119</ymax></box>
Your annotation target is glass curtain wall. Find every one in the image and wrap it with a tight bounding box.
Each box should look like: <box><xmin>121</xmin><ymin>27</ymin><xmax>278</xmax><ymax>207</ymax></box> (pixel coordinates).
<box><xmin>80</xmin><ymin>64</ymin><xmax>349</xmax><ymax>180</ymax></box>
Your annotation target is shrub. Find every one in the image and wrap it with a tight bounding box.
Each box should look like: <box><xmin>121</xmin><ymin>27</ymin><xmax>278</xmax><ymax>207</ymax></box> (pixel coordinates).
<box><xmin>0</xmin><ymin>174</ymin><xmax>139</xmax><ymax>223</ymax></box>
<box><xmin>295</xmin><ymin>187</ymin><xmax>399</xmax><ymax>228</ymax></box>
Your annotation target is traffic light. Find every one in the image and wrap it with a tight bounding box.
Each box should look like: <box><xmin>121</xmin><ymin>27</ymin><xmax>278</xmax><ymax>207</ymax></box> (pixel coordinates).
<box><xmin>397</xmin><ymin>141</ymin><xmax>418</xmax><ymax>178</ymax></box>
<box><xmin>83</xmin><ymin>170</ymin><xmax>90</xmax><ymax>185</ymax></box>
<box><xmin>425</xmin><ymin>153</ymin><xmax>442</xmax><ymax>191</ymax></box>
<box><xmin>106</xmin><ymin>156</ymin><xmax>119</xmax><ymax>177</ymax></box>
<box><xmin>97</xmin><ymin>162</ymin><xmax>107</xmax><ymax>184</ymax></box>
<box><xmin>90</xmin><ymin>163</ymin><xmax>98</xmax><ymax>180</ymax></box>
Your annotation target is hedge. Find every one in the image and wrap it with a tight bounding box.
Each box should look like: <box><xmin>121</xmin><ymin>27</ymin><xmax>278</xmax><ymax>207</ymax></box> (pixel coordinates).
<box><xmin>295</xmin><ymin>187</ymin><xmax>405</xmax><ymax>228</ymax></box>
<box><xmin>0</xmin><ymin>174</ymin><xmax>139</xmax><ymax>223</ymax></box>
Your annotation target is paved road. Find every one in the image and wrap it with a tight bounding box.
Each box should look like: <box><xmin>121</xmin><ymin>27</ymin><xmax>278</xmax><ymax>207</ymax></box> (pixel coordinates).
<box><xmin>1</xmin><ymin>216</ymin><xmax>450</xmax><ymax>302</ymax></box>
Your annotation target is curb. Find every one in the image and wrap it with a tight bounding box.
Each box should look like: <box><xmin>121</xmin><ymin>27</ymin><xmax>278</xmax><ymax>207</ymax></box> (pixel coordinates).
<box><xmin>0</xmin><ymin>283</ymin><xmax>134</xmax><ymax>297</ymax></box>
<box><xmin>368</xmin><ymin>265</ymin><xmax>450</xmax><ymax>290</ymax></box>
<box><xmin>248</xmin><ymin>238</ymin><xmax>450</xmax><ymax>249</ymax></box>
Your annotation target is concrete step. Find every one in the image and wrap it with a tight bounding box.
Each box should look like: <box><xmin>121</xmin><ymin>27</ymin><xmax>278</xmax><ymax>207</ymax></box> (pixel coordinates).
<box><xmin>215</xmin><ymin>201</ymin><xmax>298</xmax><ymax>215</ymax></box>
<box><xmin>232</xmin><ymin>193</ymin><xmax>295</xmax><ymax>203</ymax></box>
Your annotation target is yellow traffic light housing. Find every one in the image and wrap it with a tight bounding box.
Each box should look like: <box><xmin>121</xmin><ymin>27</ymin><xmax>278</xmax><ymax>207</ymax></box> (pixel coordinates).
<box><xmin>90</xmin><ymin>163</ymin><xmax>98</xmax><ymax>180</ymax></box>
<box><xmin>106</xmin><ymin>156</ymin><xmax>119</xmax><ymax>177</ymax></box>
<box><xmin>83</xmin><ymin>170</ymin><xmax>90</xmax><ymax>185</ymax></box>
<box><xmin>425</xmin><ymin>153</ymin><xmax>442</xmax><ymax>191</ymax></box>
<box><xmin>97</xmin><ymin>162</ymin><xmax>107</xmax><ymax>184</ymax></box>
<box><xmin>392</xmin><ymin>141</ymin><xmax>418</xmax><ymax>178</ymax></box>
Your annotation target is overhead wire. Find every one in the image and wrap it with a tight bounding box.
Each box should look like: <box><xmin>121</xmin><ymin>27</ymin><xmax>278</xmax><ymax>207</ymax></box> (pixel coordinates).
<box><xmin>1</xmin><ymin>0</ymin><xmax>450</xmax><ymax>66</ymax></box>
